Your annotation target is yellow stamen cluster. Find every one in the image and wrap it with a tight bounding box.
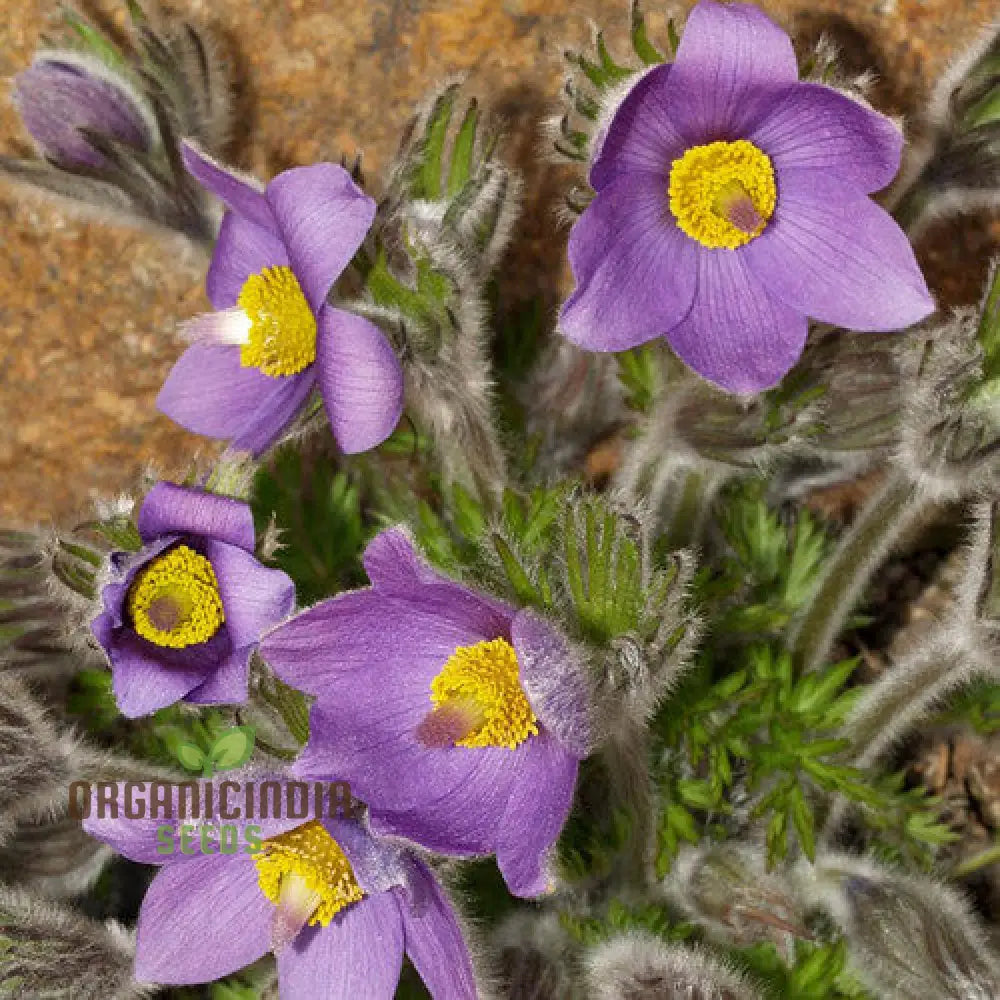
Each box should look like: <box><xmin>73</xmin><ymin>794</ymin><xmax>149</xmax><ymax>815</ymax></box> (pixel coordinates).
<box><xmin>668</xmin><ymin>140</ymin><xmax>776</xmax><ymax>249</ymax></box>
<box><xmin>237</xmin><ymin>266</ymin><xmax>317</xmax><ymax>377</ymax></box>
<box><xmin>254</xmin><ymin>820</ymin><xmax>364</xmax><ymax>927</ymax></box>
<box><xmin>128</xmin><ymin>545</ymin><xmax>224</xmax><ymax>649</ymax></box>
<box><xmin>430</xmin><ymin>638</ymin><xmax>538</xmax><ymax>750</ymax></box>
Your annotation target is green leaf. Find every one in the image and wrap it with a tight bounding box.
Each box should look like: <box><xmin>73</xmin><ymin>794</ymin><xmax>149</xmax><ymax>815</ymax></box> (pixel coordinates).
<box><xmin>209</xmin><ymin>727</ymin><xmax>256</xmax><ymax>771</ymax></box>
<box><xmin>417</xmin><ymin>85</ymin><xmax>458</xmax><ymax>200</ymax></box>
<box><xmin>630</xmin><ymin>0</ymin><xmax>665</xmax><ymax>65</ymax></box>
<box><xmin>447</xmin><ymin>100</ymin><xmax>479</xmax><ymax>196</ymax></box>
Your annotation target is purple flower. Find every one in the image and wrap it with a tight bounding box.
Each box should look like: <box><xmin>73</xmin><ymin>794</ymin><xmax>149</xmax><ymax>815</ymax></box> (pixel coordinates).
<box><xmin>157</xmin><ymin>143</ymin><xmax>404</xmax><ymax>456</ymax></box>
<box><xmin>82</xmin><ymin>780</ymin><xmax>477</xmax><ymax>998</ymax></box>
<box><xmin>259</xmin><ymin>528</ymin><xmax>591</xmax><ymax>898</ymax></box>
<box><xmin>91</xmin><ymin>482</ymin><xmax>295</xmax><ymax>718</ymax></box>
<box><xmin>559</xmin><ymin>0</ymin><xmax>934</xmax><ymax>394</ymax></box>
<box><xmin>13</xmin><ymin>53</ymin><xmax>151</xmax><ymax>170</ymax></box>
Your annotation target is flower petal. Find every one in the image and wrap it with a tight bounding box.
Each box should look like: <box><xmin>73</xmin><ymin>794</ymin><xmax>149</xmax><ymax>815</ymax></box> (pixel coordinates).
<box><xmin>205</xmin><ymin>540</ymin><xmax>296</xmax><ymax>649</ymax></box>
<box><xmin>315</xmin><ymin>307</ymin><xmax>404</xmax><ymax>454</ymax></box>
<box><xmin>743</xmin><ymin>170</ymin><xmax>935</xmax><ymax>331</ymax></box>
<box><xmin>156</xmin><ymin>343</ymin><xmax>315</xmax><ymax>455</ymax></box>
<box><xmin>399</xmin><ymin>858</ymin><xmax>477</xmax><ymax>1000</ymax></box>
<box><xmin>665</xmin><ymin>247</ymin><xmax>808</xmax><ymax>393</ymax></box>
<box><xmin>137</xmin><ymin>483</ymin><xmax>255</xmax><ymax>551</ymax></box>
<box><xmin>135</xmin><ymin>856</ymin><xmax>272</xmax><ymax>984</ymax></box>
<box><xmin>512</xmin><ymin>610</ymin><xmax>590</xmax><ymax>758</ymax></box>
<box><xmin>277</xmin><ymin>893</ymin><xmax>404</xmax><ymax>1000</ymax></box>
<box><xmin>184</xmin><ymin>647</ymin><xmax>250</xmax><ymax>704</ymax></box>
<box><xmin>266</xmin><ymin>164</ymin><xmax>376</xmax><ymax>312</ymax></box>
<box><xmin>181</xmin><ymin>142</ymin><xmax>277</xmax><ymax>235</ymax></box>
<box><xmin>110</xmin><ymin>635</ymin><xmax>215</xmax><ymax>718</ymax></box>
<box><xmin>590</xmin><ymin>65</ymin><xmax>687</xmax><ymax>191</ymax></box>
<box><xmin>362</xmin><ymin>527</ymin><xmax>447</xmax><ymax>589</ymax></box>
<box><xmin>559</xmin><ymin>173</ymin><xmax>698</xmax><ymax>352</ymax></box>
<box><xmin>261</xmin><ymin>587</ymin><xmax>511</xmax><ymax>701</ymax></box>
<box><xmin>665</xmin><ymin>0</ymin><xmax>799</xmax><ymax>140</ymax></box>
<box><xmin>497</xmin><ymin>733</ymin><xmax>579</xmax><ymax>898</ymax></box>
<box><xmin>750</xmin><ymin>83</ymin><xmax>903</xmax><ymax>193</ymax></box>
<box><xmin>296</xmin><ymin>703</ymin><xmax>507</xmax><ymax>827</ymax></box>
<box><xmin>365</xmin><ymin>746</ymin><xmax>521</xmax><ymax>855</ymax></box>
<box><xmin>206</xmin><ymin>211</ymin><xmax>290</xmax><ymax>310</ymax></box>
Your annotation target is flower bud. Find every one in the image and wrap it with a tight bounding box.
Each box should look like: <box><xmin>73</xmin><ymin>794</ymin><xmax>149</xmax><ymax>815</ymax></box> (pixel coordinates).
<box><xmin>585</xmin><ymin>932</ymin><xmax>764</xmax><ymax>1000</ymax></box>
<box><xmin>0</xmin><ymin>887</ymin><xmax>150</xmax><ymax>999</ymax></box>
<box><xmin>12</xmin><ymin>54</ymin><xmax>151</xmax><ymax>171</ymax></box>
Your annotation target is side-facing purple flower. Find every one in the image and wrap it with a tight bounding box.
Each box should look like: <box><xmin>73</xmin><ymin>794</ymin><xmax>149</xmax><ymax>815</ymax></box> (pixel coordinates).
<box><xmin>260</xmin><ymin>528</ymin><xmax>591</xmax><ymax>898</ymax></box>
<box><xmin>157</xmin><ymin>143</ymin><xmax>404</xmax><ymax>455</ymax></box>
<box><xmin>91</xmin><ymin>482</ymin><xmax>295</xmax><ymax>717</ymax></box>
<box><xmin>13</xmin><ymin>52</ymin><xmax>152</xmax><ymax>170</ymax></box>
<box><xmin>559</xmin><ymin>0</ymin><xmax>934</xmax><ymax>393</ymax></box>
<box><xmin>82</xmin><ymin>779</ymin><xmax>477</xmax><ymax>998</ymax></box>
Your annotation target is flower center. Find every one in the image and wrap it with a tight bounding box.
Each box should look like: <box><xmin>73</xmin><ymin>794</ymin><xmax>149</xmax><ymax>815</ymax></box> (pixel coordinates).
<box><xmin>254</xmin><ymin>820</ymin><xmax>364</xmax><ymax>932</ymax></box>
<box><xmin>668</xmin><ymin>140</ymin><xmax>776</xmax><ymax>249</ymax></box>
<box><xmin>127</xmin><ymin>545</ymin><xmax>225</xmax><ymax>649</ymax></box>
<box><xmin>237</xmin><ymin>266</ymin><xmax>317</xmax><ymax>377</ymax></box>
<box><xmin>419</xmin><ymin>638</ymin><xmax>538</xmax><ymax>750</ymax></box>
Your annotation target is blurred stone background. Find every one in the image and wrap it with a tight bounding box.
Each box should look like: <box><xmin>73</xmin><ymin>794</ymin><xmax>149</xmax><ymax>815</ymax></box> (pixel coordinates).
<box><xmin>1</xmin><ymin>0</ymin><xmax>998</xmax><ymax>524</ymax></box>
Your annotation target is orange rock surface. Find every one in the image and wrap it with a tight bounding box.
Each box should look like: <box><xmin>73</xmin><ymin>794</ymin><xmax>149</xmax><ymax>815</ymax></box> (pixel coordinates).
<box><xmin>1</xmin><ymin>0</ymin><xmax>997</xmax><ymax>523</ymax></box>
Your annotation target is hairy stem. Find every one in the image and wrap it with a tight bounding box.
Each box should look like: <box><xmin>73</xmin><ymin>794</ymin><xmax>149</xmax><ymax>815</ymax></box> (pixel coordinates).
<box><xmin>789</xmin><ymin>473</ymin><xmax>927</xmax><ymax>674</ymax></box>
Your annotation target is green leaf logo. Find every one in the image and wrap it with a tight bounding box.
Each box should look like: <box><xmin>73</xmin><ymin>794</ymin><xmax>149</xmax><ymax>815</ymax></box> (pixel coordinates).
<box><xmin>174</xmin><ymin>741</ymin><xmax>207</xmax><ymax>774</ymax></box>
<box><xmin>207</xmin><ymin>727</ymin><xmax>256</xmax><ymax>774</ymax></box>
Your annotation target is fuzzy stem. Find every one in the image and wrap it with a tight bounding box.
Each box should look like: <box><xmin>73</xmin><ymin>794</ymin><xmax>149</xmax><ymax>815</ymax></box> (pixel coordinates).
<box><xmin>788</xmin><ymin>473</ymin><xmax>927</xmax><ymax>674</ymax></box>
<box><xmin>602</xmin><ymin>724</ymin><xmax>657</xmax><ymax>890</ymax></box>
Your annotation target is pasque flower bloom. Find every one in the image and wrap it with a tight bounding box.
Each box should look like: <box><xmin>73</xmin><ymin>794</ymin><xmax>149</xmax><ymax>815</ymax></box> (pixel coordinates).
<box><xmin>82</xmin><ymin>780</ymin><xmax>477</xmax><ymax>998</ymax></box>
<box><xmin>260</xmin><ymin>528</ymin><xmax>591</xmax><ymax>898</ymax></box>
<box><xmin>91</xmin><ymin>482</ymin><xmax>295</xmax><ymax>717</ymax></box>
<box><xmin>13</xmin><ymin>53</ymin><xmax>151</xmax><ymax>170</ymax></box>
<box><xmin>559</xmin><ymin>0</ymin><xmax>935</xmax><ymax>393</ymax></box>
<box><xmin>157</xmin><ymin>142</ymin><xmax>404</xmax><ymax>455</ymax></box>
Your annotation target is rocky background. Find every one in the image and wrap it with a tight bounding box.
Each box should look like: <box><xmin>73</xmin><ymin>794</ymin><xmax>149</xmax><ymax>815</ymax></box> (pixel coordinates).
<box><xmin>1</xmin><ymin>0</ymin><xmax>999</xmax><ymax>525</ymax></box>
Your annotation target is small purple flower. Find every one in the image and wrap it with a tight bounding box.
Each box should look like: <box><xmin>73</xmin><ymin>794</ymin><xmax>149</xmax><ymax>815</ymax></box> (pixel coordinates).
<box><xmin>157</xmin><ymin>143</ymin><xmax>404</xmax><ymax>456</ymax></box>
<box><xmin>260</xmin><ymin>528</ymin><xmax>591</xmax><ymax>898</ymax></box>
<box><xmin>91</xmin><ymin>482</ymin><xmax>295</xmax><ymax>718</ymax></box>
<box><xmin>559</xmin><ymin>0</ymin><xmax>935</xmax><ymax>393</ymax></box>
<box><xmin>13</xmin><ymin>53</ymin><xmax>152</xmax><ymax>170</ymax></box>
<box><xmin>82</xmin><ymin>780</ymin><xmax>477</xmax><ymax>998</ymax></box>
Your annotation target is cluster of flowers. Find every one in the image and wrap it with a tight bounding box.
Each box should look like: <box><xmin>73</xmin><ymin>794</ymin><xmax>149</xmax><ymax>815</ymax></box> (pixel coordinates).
<box><xmin>13</xmin><ymin>1</ymin><xmax>939</xmax><ymax>997</ymax></box>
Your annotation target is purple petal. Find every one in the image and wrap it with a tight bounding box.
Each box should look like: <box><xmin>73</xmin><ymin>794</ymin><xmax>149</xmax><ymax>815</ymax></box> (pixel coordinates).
<box><xmin>14</xmin><ymin>58</ymin><xmax>150</xmax><ymax>169</ymax></box>
<box><xmin>365</xmin><ymin>746</ymin><xmax>521</xmax><ymax>855</ymax></box>
<box><xmin>137</xmin><ymin>482</ymin><xmax>255</xmax><ymax>550</ymax></box>
<box><xmin>205</xmin><ymin>540</ymin><xmax>296</xmax><ymax>648</ymax></box>
<box><xmin>277</xmin><ymin>893</ymin><xmax>404</xmax><ymax>1000</ymax></box>
<box><xmin>135</xmin><ymin>856</ymin><xmax>271</xmax><ymax>984</ymax></box>
<box><xmin>512</xmin><ymin>610</ymin><xmax>591</xmax><ymax>758</ymax></box>
<box><xmin>497</xmin><ymin>733</ymin><xmax>579</xmax><ymax>898</ymax></box>
<box><xmin>156</xmin><ymin>343</ymin><xmax>315</xmax><ymax>455</ymax></box>
<box><xmin>184</xmin><ymin>647</ymin><xmax>250</xmax><ymax>704</ymax></box>
<box><xmin>322</xmin><ymin>819</ymin><xmax>410</xmax><ymax>895</ymax></box>
<box><xmin>110</xmin><ymin>636</ymin><xmax>214</xmax><ymax>718</ymax></box>
<box><xmin>665</xmin><ymin>247</ymin><xmax>808</xmax><ymax>393</ymax></box>
<box><xmin>590</xmin><ymin>65</ymin><xmax>686</xmax><ymax>191</ymax></box>
<box><xmin>362</xmin><ymin>527</ymin><xmax>447</xmax><ymax>589</ymax></box>
<box><xmin>206</xmin><ymin>211</ymin><xmax>289</xmax><ymax>310</ymax></box>
<box><xmin>743</xmin><ymin>170</ymin><xmax>934</xmax><ymax>331</ymax></box>
<box><xmin>261</xmin><ymin>587</ymin><xmax>511</xmax><ymax>701</ymax></box>
<box><xmin>315</xmin><ymin>306</ymin><xmax>404</xmax><ymax>454</ymax></box>
<box><xmin>559</xmin><ymin>173</ymin><xmax>698</xmax><ymax>352</ymax></box>
<box><xmin>181</xmin><ymin>142</ymin><xmax>278</xmax><ymax>236</ymax></box>
<box><xmin>400</xmin><ymin>859</ymin><xmax>477</xmax><ymax>1000</ymax></box>
<box><xmin>666</xmin><ymin>0</ymin><xmax>799</xmax><ymax>140</ymax></box>
<box><xmin>266</xmin><ymin>164</ymin><xmax>376</xmax><ymax>312</ymax></box>
<box><xmin>750</xmin><ymin>83</ymin><xmax>903</xmax><ymax>193</ymax></box>
<box><xmin>296</xmin><ymin>703</ymin><xmax>512</xmax><ymax>828</ymax></box>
